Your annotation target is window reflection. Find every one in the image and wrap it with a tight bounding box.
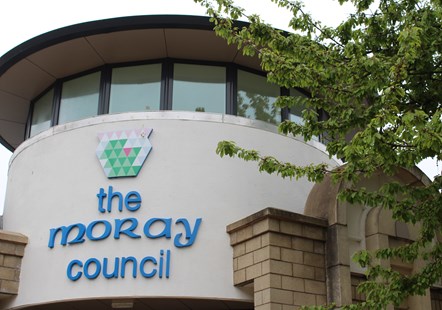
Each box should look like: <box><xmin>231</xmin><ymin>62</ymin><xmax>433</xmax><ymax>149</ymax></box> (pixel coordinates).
<box><xmin>30</xmin><ymin>89</ymin><xmax>53</xmax><ymax>137</ymax></box>
<box><xmin>27</xmin><ymin>62</ymin><xmax>312</xmax><ymax>139</ymax></box>
<box><xmin>109</xmin><ymin>64</ymin><xmax>161</xmax><ymax>113</ymax></box>
<box><xmin>237</xmin><ymin>70</ymin><xmax>280</xmax><ymax>124</ymax></box>
<box><xmin>172</xmin><ymin>64</ymin><xmax>226</xmax><ymax>113</ymax></box>
<box><xmin>58</xmin><ymin>72</ymin><xmax>100</xmax><ymax>124</ymax></box>
<box><xmin>289</xmin><ymin>88</ymin><xmax>307</xmax><ymax>125</ymax></box>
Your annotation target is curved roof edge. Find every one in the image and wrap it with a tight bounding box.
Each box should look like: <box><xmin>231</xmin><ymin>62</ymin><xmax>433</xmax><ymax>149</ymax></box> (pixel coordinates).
<box><xmin>0</xmin><ymin>15</ymin><xmax>248</xmax><ymax>76</ymax></box>
<box><xmin>0</xmin><ymin>14</ymin><xmax>257</xmax><ymax>150</ymax></box>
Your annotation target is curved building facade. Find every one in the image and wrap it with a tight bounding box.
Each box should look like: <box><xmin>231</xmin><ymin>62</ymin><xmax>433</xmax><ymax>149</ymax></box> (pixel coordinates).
<box><xmin>0</xmin><ymin>15</ymin><xmax>435</xmax><ymax>310</ymax></box>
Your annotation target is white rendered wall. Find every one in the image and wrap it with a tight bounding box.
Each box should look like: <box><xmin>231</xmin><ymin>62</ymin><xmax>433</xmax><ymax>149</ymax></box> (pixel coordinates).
<box><xmin>1</xmin><ymin>112</ymin><xmax>338</xmax><ymax>309</ymax></box>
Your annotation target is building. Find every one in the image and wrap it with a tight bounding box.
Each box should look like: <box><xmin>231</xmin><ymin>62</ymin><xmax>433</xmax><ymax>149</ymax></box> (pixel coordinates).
<box><xmin>0</xmin><ymin>15</ymin><xmax>437</xmax><ymax>310</ymax></box>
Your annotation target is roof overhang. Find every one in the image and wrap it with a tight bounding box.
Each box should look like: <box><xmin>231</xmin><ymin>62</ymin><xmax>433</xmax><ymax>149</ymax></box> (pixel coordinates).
<box><xmin>0</xmin><ymin>15</ymin><xmax>260</xmax><ymax>150</ymax></box>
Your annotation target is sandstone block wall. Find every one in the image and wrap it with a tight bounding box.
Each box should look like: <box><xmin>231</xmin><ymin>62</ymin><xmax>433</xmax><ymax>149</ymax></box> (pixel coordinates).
<box><xmin>0</xmin><ymin>231</ymin><xmax>28</xmax><ymax>297</ymax></box>
<box><xmin>227</xmin><ymin>208</ymin><xmax>327</xmax><ymax>310</ymax></box>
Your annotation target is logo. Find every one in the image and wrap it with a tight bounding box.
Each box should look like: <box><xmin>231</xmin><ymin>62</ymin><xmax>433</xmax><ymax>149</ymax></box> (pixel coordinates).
<box><xmin>96</xmin><ymin>129</ymin><xmax>153</xmax><ymax>178</ymax></box>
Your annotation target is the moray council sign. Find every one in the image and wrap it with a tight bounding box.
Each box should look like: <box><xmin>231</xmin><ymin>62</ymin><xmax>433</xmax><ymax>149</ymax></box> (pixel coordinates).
<box><xmin>96</xmin><ymin>129</ymin><xmax>153</xmax><ymax>178</ymax></box>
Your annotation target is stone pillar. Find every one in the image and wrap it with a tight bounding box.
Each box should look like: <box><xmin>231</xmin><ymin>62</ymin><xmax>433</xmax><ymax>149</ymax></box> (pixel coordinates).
<box><xmin>227</xmin><ymin>208</ymin><xmax>328</xmax><ymax>310</ymax></box>
<box><xmin>326</xmin><ymin>223</ymin><xmax>352</xmax><ymax>307</ymax></box>
<box><xmin>0</xmin><ymin>230</ymin><xmax>28</xmax><ymax>297</ymax></box>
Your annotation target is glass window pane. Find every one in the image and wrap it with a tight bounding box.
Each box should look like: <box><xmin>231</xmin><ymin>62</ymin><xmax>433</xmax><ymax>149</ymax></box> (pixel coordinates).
<box><xmin>109</xmin><ymin>64</ymin><xmax>162</xmax><ymax>113</ymax></box>
<box><xmin>59</xmin><ymin>72</ymin><xmax>100</xmax><ymax>124</ymax></box>
<box><xmin>237</xmin><ymin>70</ymin><xmax>280</xmax><ymax>124</ymax></box>
<box><xmin>30</xmin><ymin>89</ymin><xmax>53</xmax><ymax>137</ymax></box>
<box><xmin>172</xmin><ymin>64</ymin><xmax>226</xmax><ymax>113</ymax></box>
<box><xmin>289</xmin><ymin>88</ymin><xmax>307</xmax><ymax>125</ymax></box>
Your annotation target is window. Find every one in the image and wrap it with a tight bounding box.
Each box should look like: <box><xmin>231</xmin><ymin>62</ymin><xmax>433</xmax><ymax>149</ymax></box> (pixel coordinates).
<box><xmin>30</xmin><ymin>89</ymin><xmax>53</xmax><ymax>137</ymax></box>
<box><xmin>27</xmin><ymin>61</ymin><xmax>312</xmax><ymax>140</ymax></box>
<box><xmin>109</xmin><ymin>64</ymin><xmax>162</xmax><ymax>113</ymax></box>
<box><xmin>172</xmin><ymin>64</ymin><xmax>226</xmax><ymax>113</ymax></box>
<box><xmin>289</xmin><ymin>88</ymin><xmax>307</xmax><ymax>125</ymax></box>
<box><xmin>237</xmin><ymin>70</ymin><xmax>281</xmax><ymax>124</ymax></box>
<box><xmin>58</xmin><ymin>72</ymin><xmax>101</xmax><ymax>124</ymax></box>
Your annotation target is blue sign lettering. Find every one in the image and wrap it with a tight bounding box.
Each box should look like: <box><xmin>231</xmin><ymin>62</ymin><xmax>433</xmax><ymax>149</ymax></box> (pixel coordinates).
<box><xmin>50</xmin><ymin>186</ymin><xmax>201</xmax><ymax>281</ymax></box>
<box><xmin>66</xmin><ymin>250</ymin><xmax>171</xmax><ymax>281</ymax></box>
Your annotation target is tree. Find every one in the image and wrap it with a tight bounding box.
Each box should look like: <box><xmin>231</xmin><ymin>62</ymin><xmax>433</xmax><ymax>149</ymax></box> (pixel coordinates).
<box><xmin>193</xmin><ymin>0</ymin><xmax>442</xmax><ymax>309</ymax></box>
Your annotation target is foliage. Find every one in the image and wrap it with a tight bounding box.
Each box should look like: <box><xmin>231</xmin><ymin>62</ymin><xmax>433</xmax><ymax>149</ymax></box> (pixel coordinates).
<box><xmin>194</xmin><ymin>0</ymin><xmax>442</xmax><ymax>309</ymax></box>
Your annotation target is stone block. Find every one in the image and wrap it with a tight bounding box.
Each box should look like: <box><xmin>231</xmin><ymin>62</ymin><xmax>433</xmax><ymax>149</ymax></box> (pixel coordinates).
<box><xmin>282</xmin><ymin>305</ymin><xmax>299</xmax><ymax>310</ymax></box>
<box><xmin>316</xmin><ymin>294</ymin><xmax>327</xmax><ymax>306</ymax></box>
<box><xmin>254</xmin><ymin>246</ymin><xmax>281</xmax><ymax>264</ymax></box>
<box><xmin>262</xmin><ymin>288</ymin><xmax>271</xmax><ymax>304</ymax></box>
<box><xmin>246</xmin><ymin>263</ymin><xmax>262</xmax><ymax>281</ymax></box>
<box><xmin>292</xmin><ymin>264</ymin><xmax>315</xmax><ymax>279</ymax></box>
<box><xmin>281</xmin><ymin>276</ymin><xmax>304</xmax><ymax>292</ymax></box>
<box><xmin>0</xmin><ymin>267</ymin><xmax>16</xmax><ymax>281</ymax></box>
<box><xmin>233</xmin><ymin>243</ymin><xmax>246</xmax><ymax>258</ymax></box>
<box><xmin>302</xmin><ymin>225</ymin><xmax>326</xmax><ymax>241</ymax></box>
<box><xmin>263</xmin><ymin>288</ymin><xmax>294</xmax><ymax>305</ymax></box>
<box><xmin>366</xmin><ymin>233</ymin><xmax>389</xmax><ymax>250</ymax></box>
<box><xmin>268</xmin><ymin>233</ymin><xmax>292</xmax><ymax>248</ymax></box>
<box><xmin>0</xmin><ymin>231</ymin><xmax>28</xmax><ymax>245</ymax></box>
<box><xmin>255</xmin><ymin>275</ymin><xmax>270</xmax><ymax>291</ymax></box>
<box><xmin>327</xmin><ymin>265</ymin><xmax>352</xmax><ymax>306</ymax></box>
<box><xmin>255</xmin><ymin>304</ymin><xmax>282</xmax><ymax>310</ymax></box>
<box><xmin>292</xmin><ymin>237</ymin><xmax>313</xmax><ymax>252</ymax></box>
<box><xmin>254</xmin><ymin>247</ymin><xmax>269</xmax><ymax>264</ymax></box>
<box><xmin>4</xmin><ymin>256</ymin><xmax>22</xmax><ymax>269</ymax></box>
<box><xmin>262</xmin><ymin>233</ymin><xmax>270</xmax><ymax>247</ymax></box>
<box><xmin>237</xmin><ymin>253</ymin><xmax>254</xmax><ymax>269</ymax></box>
<box><xmin>305</xmin><ymin>279</ymin><xmax>326</xmax><ymax>295</ymax></box>
<box><xmin>326</xmin><ymin>224</ymin><xmax>350</xmax><ymax>267</ymax></box>
<box><xmin>270</xmin><ymin>246</ymin><xmax>281</xmax><ymax>260</ymax></box>
<box><xmin>314</xmin><ymin>241</ymin><xmax>325</xmax><ymax>254</ymax></box>
<box><xmin>269</xmin><ymin>219</ymin><xmax>281</xmax><ymax>233</ymax></box>
<box><xmin>303</xmin><ymin>253</ymin><xmax>325</xmax><ymax>268</ymax></box>
<box><xmin>264</xmin><ymin>260</ymin><xmax>293</xmax><ymax>276</ymax></box>
<box><xmin>230</xmin><ymin>232</ymin><xmax>238</xmax><ymax>245</ymax></box>
<box><xmin>255</xmin><ymin>290</ymin><xmax>264</xmax><ymax>306</ymax></box>
<box><xmin>14</xmin><ymin>270</ymin><xmax>20</xmax><ymax>282</ymax></box>
<box><xmin>236</xmin><ymin>226</ymin><xmax>253</xmax><ymax>243</ymax></box>
<box><xmin>0</xmin><ymin>280</ymin><xmax>19</xmax><ymax>294</ymax></box>
<box><xmin>280</xmin><ymin>221</ymin><xmax>302</xmax><ymax>237</ymax></box>
<box><xmin>281</xmin><ymin>248</ymin><xmax>303</xmax><ymax>264</ymax></box>
<box><xmin>378</xmin><ymin>209</ymin><xmax>396</xmax><ymax>236</ymax></box>
<box><xmin>314</xmin><ymin>267</ymin><xmax>325</xmax><ymax>281</ymax></box>
<box><xmin>246</xmin><ymin>237</ymin><xmax>262</xmax><ymax>253</ymax></box>
<box><xmin>255</xmin><ymin>274</ymin><xmax>282</xmax><ymax>291</ymax></box>
<box><xmin>234</xmin><ymin>269</ymin><xmax>246</xmax><ymax>285</ymax></box>
<box><xmin>14</xmin><ymin>245</ymin><xmax>25</xmax><ymax>257</ymax></box>
<box><xmin>0</xmin><ymin>243</ymin><xmax>17</xmax><ymax>256</ymax></box>
<box><xmin>293</xmin><ymin>291</ymin><xmax>316</xmax><ymax>306</ymax></box>
<box><xmin>395</xmin><ymin>221</ymin><xmax>409</xmax><ymax>239</ymax></box>
<box><xmin>253</xmin><ymin>218</ymin><xmax>281</xmax><ymax>236</ymax></box>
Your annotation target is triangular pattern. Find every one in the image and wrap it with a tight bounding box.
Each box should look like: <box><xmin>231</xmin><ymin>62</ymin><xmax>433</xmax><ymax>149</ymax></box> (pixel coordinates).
<box><xmin>96</xmin><ymin>128</ymin><xmax>153</xmax><ymax>178</ymax></box>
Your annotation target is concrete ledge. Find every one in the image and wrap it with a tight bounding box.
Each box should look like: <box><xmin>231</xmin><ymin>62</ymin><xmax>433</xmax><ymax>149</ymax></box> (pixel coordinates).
<box><xmin>0</xmin><ymin>231</ymin><xmax>28</xmax><ymax>247</ymax></box>
<box><xmin>227</xmin><ymin>208</ymin><xmax>328</xmax><ymax>234</ymax></box>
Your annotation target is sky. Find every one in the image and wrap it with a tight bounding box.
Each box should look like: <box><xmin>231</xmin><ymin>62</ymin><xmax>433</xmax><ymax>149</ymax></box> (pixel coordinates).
<box><xmin>0</xmin><ymin>0</ymin><xmax>440</xmax><ymax>213</ymax></box>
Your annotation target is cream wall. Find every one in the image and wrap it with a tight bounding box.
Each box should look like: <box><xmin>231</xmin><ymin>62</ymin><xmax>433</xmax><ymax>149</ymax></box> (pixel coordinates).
<box><xmin>1</xmin><ymin>112</ymin><xmax>338</xmax><ymax>309</ymax></box>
